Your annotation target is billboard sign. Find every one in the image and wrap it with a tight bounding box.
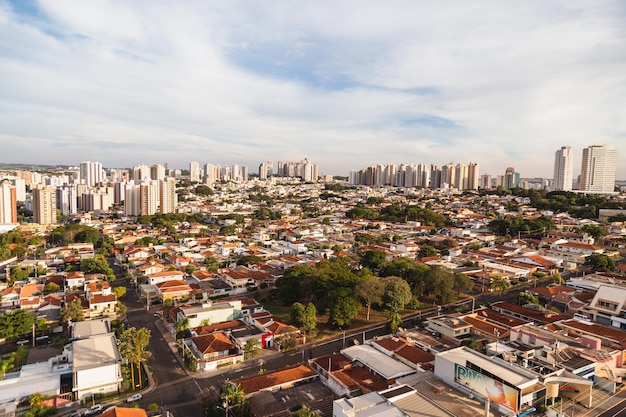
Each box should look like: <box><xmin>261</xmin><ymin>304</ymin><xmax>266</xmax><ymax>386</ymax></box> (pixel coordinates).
<box><xmin>455</xmin><ymin>363</ymin><xmax>518</xmax><ymax>412</ymax></box>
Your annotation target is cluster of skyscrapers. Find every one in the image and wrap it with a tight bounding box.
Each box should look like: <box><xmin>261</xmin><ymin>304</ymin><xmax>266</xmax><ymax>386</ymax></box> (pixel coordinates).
<box><xmin>349</xmin><ymin>162</ymin><xmax>481</xmax><ymax>190</ymax></box>
<box><xmin>0</xmin><ymin>161</ymin><xmax>180</xmax><ymax>225</ymax></box>
<box><xmin>553</xmin><ymin>145</ymin><xmax>617</xmax><ymax>193</ymax></box>
<box><xmin>189</xmin><ymin>158</ymin><xmax>320</xmax><ymax>184</ymax></box>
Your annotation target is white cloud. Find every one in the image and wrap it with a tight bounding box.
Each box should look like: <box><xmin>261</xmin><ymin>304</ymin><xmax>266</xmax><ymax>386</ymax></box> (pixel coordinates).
<box><xmin>0</xmin><ymin>0</ymin><xmax>624</xmax><ymax>179</ymax></box>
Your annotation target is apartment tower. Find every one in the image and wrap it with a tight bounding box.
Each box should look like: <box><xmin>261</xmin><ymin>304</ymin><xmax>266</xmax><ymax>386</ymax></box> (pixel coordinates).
<box><xmin>579</xmin><ymin>145</ymin><xmax>617</xmax><ymax>193</ymax></box>
<box><xmin>553</xmin><ymin>146</ymin><xmax>574</xmax><ymax>191</ymax></box>
<box><xmin>0</xmin><ymin>180</ymin><xmax>17</xmax><ymax>224</ymax></box>
<box><xmin>32</xmin><ymin>186</ymin><xmax>57</xmax><ymax>225</ymax></box>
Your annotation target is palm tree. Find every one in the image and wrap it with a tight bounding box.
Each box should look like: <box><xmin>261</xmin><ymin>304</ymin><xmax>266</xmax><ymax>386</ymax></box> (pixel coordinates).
<box><xmin>491</xmin><ymin>276</ymin><xmax>511</xmax><ymax>299</ymax></box>
<box><xmin>120</xmin><ymin>327</ymin><xmax>152</xmax><ymax>390</ymax></box>
<box><xmin>292</xmin><ymin>408</ymin><xmax>321</xmax><ymax>417</ymax></box>
<box><xmin>221</xmin><ymin>382</ymin><xmax>247</xmax><ymax>417</ymax></box>
<box><xmin>175</xmin><ymin>317</ymin><xmax>190</xmax><ymax>340</ymax></box>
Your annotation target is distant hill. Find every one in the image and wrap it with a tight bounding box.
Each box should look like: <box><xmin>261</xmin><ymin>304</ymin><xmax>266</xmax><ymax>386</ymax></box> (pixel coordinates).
<box><xmin>0</xmin><ymin>163</ymin><xmax>71</xmax><ymax>171</ymax></box>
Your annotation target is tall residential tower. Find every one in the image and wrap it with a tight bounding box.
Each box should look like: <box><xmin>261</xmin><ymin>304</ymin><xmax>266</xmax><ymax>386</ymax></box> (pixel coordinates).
<box><xmin>579</xmin><ymin>145</ymin><xmax>617</xmax><ymax>193</ymax></box>
<box><xmin>553</xmin><ymin>146</ymin><xmax>574</xmax><ymax>191</ymax></box>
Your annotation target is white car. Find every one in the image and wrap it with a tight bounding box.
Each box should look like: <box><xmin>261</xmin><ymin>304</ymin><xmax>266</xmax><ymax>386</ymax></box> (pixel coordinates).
<box><xmin>126</xmin><ymin>393</ymin><xmax>142</xmax><ymax>403</ymax></box>
<box><xmin>83</xmin><ymin>404</ymin><xmax>102</xmax><ymax>416</ymax></box>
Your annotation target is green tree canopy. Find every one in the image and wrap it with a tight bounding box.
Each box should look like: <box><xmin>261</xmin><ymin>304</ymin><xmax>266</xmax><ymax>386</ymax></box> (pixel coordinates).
<box><xmin>383</xmin><ymin>277</ymin><xmax>412</xmax><ymax>313</ymax></box>
<box><xmin>359</xmin><ymin>250</ymin><xmax>388</xmax><ymax>270</ymax></box>
<box><xmin>327</xmin><ymin>287</ymin><xmax>361</xmax><ymax>327</ymax></box>
<box><xmin>80</xmin><ymin>254</ymin><xmax>114</xmax><ymax>279</ymax></box>
<box><xmin>387</xmin><ymin>312</ymin><xmax>403</xmax><ymax>334</ymax></box>
<box><xmin>61</xmin><ymin>299</ymin><xmax>85</xmax><ymax>323</ymax></box>
<box><xmin>355</xmin><ymin>274</ymin><xmax>385</xmax><ymax>321</ymax></box>
<box><xmin>584</xmin><ymin>253</ymin><xmax>615</xmax><ymax>272</ymax></box>
<box><xmin>0</xmin><ymin>309</ymin><xmax>37</xmax><ymax>339</ymax></box>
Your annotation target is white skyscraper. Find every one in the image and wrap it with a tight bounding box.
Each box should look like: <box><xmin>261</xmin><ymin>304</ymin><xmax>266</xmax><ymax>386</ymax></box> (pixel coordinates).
<box><xmin>79</xmin><ymin>161</ymin><xmax>103</xmax><ymax>187</ymax></box>
<box><xmin>579</xmin><ymin>145</ymin><xmax>617</xmax><ymax>193</ymax></box>
<box><xmin>189</xmin><ymin>161</ymin><xmax>200</xmax><ymax>182</ymax></box>
<box><xmin>553</xmin><ymin>146</ymin><xmax>574</xmax><ymax>191</ymax></box>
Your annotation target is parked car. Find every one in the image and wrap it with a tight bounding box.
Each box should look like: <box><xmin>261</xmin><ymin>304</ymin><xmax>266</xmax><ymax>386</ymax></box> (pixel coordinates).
<box><xmin>126</xmin><ymin>393</ymin><xmax>142</xmax><ymax>403</ymax></box>
<box><xmin>83</xmin><ymin>404</ymin><xmax>103</xmax><ymax>416</ymax></box>
<box><xmin>67</xmin><ymin>412</ymin><xmax>81</xmax><ymax>417</ymax></box>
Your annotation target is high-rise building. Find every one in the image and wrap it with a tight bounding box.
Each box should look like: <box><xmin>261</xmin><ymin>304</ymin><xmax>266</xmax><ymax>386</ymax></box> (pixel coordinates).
<box><xmin>189</xmin><ymin>161</ymin><xmax>200</xmax><ymax>182</ymax></box>
<box><xmin>159</xmin><ymin>178</ymin><xmax>177</xmax><ymax>214</ymax></box>
<box><xmin>0</xmin><ymin>180</ymin><xmax>17</xmax><ymax>224</ymax></box>
<box><xmin>79</xmin><ymin>161</ymin><xmax>103</xmax><ymax>187</ymax></box>
<box><xmin>32</xmin><ymin>186</ymin><xmax>57</xmax><ymax>225</ymax></box>
<box><xmin>56</xmin><ymin>185</ymin><xmax>78</xmax><ymax>216</ymax></box>
<box><xmin>124</xmin><ymin>180</ymin><xmax>159</xmax><ymax>216</ymax></box>
<box><xmin>579</xmin><ymin>145</ymin><xmax>617</xmax><ymax>193</ymax></box>
<box><xmin>133</xmin><ymin>164</ymin><xmax>151</xmax><ymax>182</ymax></box>
<box><xmin>430</xmin><ymin>164</ymin><xmax>442</xmax><ymax>189</ymax></box>
<box><xmin>151</xmin><ymin>164</ymin><xmax>166</xmax><ymax>182</ymax></box>
<box><xmin>467</xmin><ymin>162</ymin><xmax>479</xmax><ymax>190</ymax></box>
<box><xmin>553</xmin><ymin>146</ymin><xmax>574</xmax><ymax>191</ymax></box>
<box><xmin>504</xmin><ymin>167</ymin><xmax>520</xmax><ymax>190</ymax></box>
<box><xmin>454</xmin><ymin>163</ymin><xmax>468</xmax><ymax>190</ymax></box>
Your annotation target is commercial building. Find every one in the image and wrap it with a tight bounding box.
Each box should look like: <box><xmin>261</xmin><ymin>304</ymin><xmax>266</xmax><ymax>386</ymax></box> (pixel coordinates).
<box><xmin>435</xmin><ymin>347</ymin><xmax>592</xmax><ymax>415</ymax></box>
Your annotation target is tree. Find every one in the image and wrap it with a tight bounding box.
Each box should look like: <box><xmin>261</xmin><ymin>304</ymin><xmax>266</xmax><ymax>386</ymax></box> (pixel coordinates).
<box><xmin>0</xmin><ymin>356</ymin><xmax>13</xmax><ymax>380</ymax></box>
<box><xmin>221</xmin><ymin>382</ymin><xmax>248</xmax><ymax>417</ymax></box>
<box><xmin>43</xmin><ymin>282</ymin><xmax>60</xmax><ymax>295</ymax></box>
<box><xmin>387</xmin><ymin>312</ymin><xmax>403</xmax><ymax>334</ymax></box>
<box><xmin>491</xmin><ymin>276</ymin><xmax>511</xmax><ymax>298</ymax></box>
<box><xmin>383</xmin><ymin>277</ymin><xmax>412</xmax><ymax>313</ymax></box>
<box><xmin>0</xmin><ymin>308</ymin><xmax>37</xmax><ymax>339</ymax></box>
<box><xmin>453</xmin><ymin>272</ymin><xmax>473</xmax><ymax>296</ymax></box>
<box><xmin>24</xmin><ymin>392</ymin><xmax>54</xmax><ymax>417</ymax></box>
<box><xmin>147</xmin><ymin>403</ymin><xmax>159</xmax><ymax>416</ymax></box>
<box><xmin>418</xmin><ymin>244</ymin><xmax>438</xmax><ymax>258</ymax></box>
<box><xmin>582</xmin><ymin>224</ymin><xmax>608</xmax><ymax>240</ymax></box>
<box><xmin>175</xmin><ymin>317</ymin><xmax>190</xmax><ymax>340</ymax></box>
<box><xmin>61</xmin><ymin>299</ymin><xmax>85</xmax><ymax>323</ymax></box>
<box><xmin>113</xmin><ymin>286</ymin><xmax>127</xmax><ymax>299</ymax></box>
<box><xmin>243</xmin><ymin>338</ymin><xmax>261</xmax><ymax>359</ymax></box>
<box><xmin>119</xmin><ymin>327</ymin><xmax>152</xmax><ymax>390</ymax></box>
<box><xmin>302</xmin><ymin>303</ymin><xmax>317</xmax><ymax>333</ymax></box>
<box><xmin>290</xmin><ymin>302</ymin><xmax>305</xmax><ymax>327</ymax></box>
<box><xmin>355</xmin><ymin>275</ymin><xmax>385</xmax><ymax>321</ymax></box>
<box><xmin>185</xmin><ymin>264</ymin><xmax>197</xmax><ymax>274</ymax></box>
<box><xmin>584</xmin><ymin>253</ymin><xmax>615</xmax><ymax>272</ymax></box>
<box><xmin>292</xmin><ymin>408</ymin><xmax>321</xmax><ymax>417</ymax></box>
<box><xmin>328</xmin><ymin>288</ymin><xmax>362</xmax><ymax>327</ymax></box>
<box><xmin>517</xmin><ymin>291</ymin><xmax>539</xmax><ymax>306</ymax></box>
<box><xmin>204</xmin><ymin>256</ymin><xmax>219</xmax><ymax>271</ymax></box>
<box><xmin>9</xmin><ymin>266</ymin><xmax>28</xmax><ymax>283</ymax></box>
<box><xmin>359</xmin><ymin>250</ymin><xmax>388</xmax><ymax>270</ymax></box>
<box><xmin>80</xmin><ymin>254</ymin><xmax>114</xmax><ymax>280</ymax></box>
<box><xmin>550</xmin><ymin>273</ymin><xmax>564</xmax><ymax>284</ymax></box>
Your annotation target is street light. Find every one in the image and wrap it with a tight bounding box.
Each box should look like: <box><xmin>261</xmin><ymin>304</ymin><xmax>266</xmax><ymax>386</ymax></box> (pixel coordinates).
<box><xmin>339</xmin><ymin>327</ymin><xmax>346</xmax><ymax>349</ymax></box>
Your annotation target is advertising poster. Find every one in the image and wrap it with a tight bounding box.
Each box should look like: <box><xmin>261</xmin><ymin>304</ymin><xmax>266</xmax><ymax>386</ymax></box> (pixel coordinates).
<box><xmin>455</xmin><ymin>363</ymin><xmax>518</xmax><ymax>412</ymax></box>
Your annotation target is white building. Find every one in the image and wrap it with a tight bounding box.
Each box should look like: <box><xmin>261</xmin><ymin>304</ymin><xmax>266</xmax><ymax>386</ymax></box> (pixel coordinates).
<box><xmin>553</xmin><ymin>146</ymin><xmax>574</xmax><ymax>191</ymax></box>
<box><xmin>579</xmin><ymin>145</ymin><xmax>617</xmax><ymax>193</ymax></box>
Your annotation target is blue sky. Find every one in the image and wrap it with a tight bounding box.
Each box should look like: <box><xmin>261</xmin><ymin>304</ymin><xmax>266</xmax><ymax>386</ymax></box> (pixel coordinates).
<box><xmin>1</xmin><ymin>0</ymin><xmax>625</xmax><ymax>179</ymax></box>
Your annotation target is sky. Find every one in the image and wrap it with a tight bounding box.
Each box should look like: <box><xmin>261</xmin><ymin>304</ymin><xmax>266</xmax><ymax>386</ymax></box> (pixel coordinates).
<box><xmin>1</xmin><ymin>1</ymin><xmax>625</xmax><ymax>179</ymax></box>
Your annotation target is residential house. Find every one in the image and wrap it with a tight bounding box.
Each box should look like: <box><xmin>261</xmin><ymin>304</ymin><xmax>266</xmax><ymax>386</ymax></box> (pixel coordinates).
<box><xmin>185</xmin><ymin>331</ymin><xmax>243</xmax><ymax>371</ymax></box>
<box><xmin>155</xmin><ymin>280</ymin><xmax>193</xmax><ymax>303</ymax></box>
<box><xmin>177</xmin><ymin>300</ymin><xmax>243</xmax><ymax>328</ymax></box>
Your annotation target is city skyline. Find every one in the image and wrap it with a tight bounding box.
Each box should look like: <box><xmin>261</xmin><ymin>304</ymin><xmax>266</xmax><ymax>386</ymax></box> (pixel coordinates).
<box><xmin>1</xmin><ymin>1</ymin><xmax>625</xmax><ymax>178</ymax></box>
